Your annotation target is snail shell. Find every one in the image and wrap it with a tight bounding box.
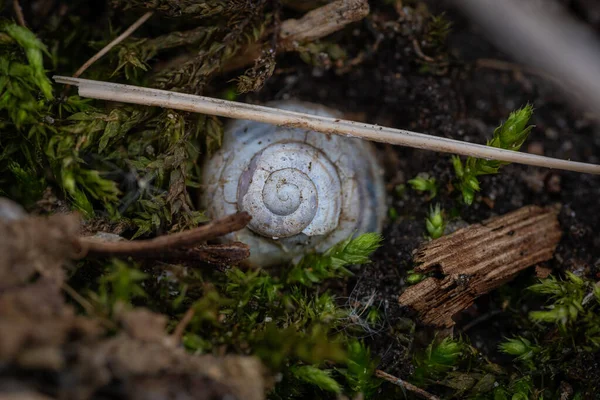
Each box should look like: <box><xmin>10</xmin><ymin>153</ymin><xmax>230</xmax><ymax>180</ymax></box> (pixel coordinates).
<box><xmin>0</xmin><ymin>197</ymin><xmax>27</xmax><ymax>221</ymax></box>
<box><xmin>201</xmin><ymin>101</ymin><xmax>386</xmax><ymax>266</ymax></box>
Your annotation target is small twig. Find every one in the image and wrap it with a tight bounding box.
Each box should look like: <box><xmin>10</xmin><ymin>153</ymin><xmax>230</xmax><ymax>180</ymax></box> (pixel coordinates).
<box><xmin>337</xmin><ymin>34</ymin><xmax>383</xmax><ymax>74</ymax></box>
<box><xmin>13</xmin><ymin>0</ymin><xmax>27</xmax><ymax>27</ymax></box>
<box><xmin>170</xmin><ymin>306</ymin><xmax>196</xmax><ymax>344</ymax></box>
<box><xmin>77</xmin><ymin>212</ymin><xmax>251</xmax><ymax>258</ymax></box>
<box><xmin>62</xmin><ymin>282</ymin><xmax>118</xmax><ymax>330</ymax></box>
<box><xmin>112</xmin><ymin>242</ymin><xmax>250</xmax><ymax>267</ymax></box>
<box><xmin>62</xmin><ymin>282</ymin><xmax>96</xmax><ymax>315</ymax></box>
<box><xmin>459</xmin><ymin>309</ymin><xmax>503</xmax><ymax>333</ymax></box>
<box><xmin>223</xmin><ymin>0</ymin><xmax>369</xmax><ymax>72</ymax></box>
<box><xmin>476</xmin><ymin>58</ymin><xmax>555</xmax><ymax>82</ymax></box>
<box><xmin>53</xmin><ymin>75</ymin><xmax>600</xmax><ymax>175</ymax></box>
<box><xmin>375</xmin><ymin>370</ymin><xmax>440</xmax><ymax>400</ymax></box>
<box><xmin>412</xmin><ymin>39</ymin><xmax>435</xmax><ymax>63</ymax></box>
<box><xmin>72</xmin><ymin>11</ymin><xmax>153</xmax><ymax>79</ymax></box>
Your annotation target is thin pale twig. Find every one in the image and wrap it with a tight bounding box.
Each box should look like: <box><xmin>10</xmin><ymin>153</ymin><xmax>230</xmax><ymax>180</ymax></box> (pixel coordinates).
<box><xmin>13</xmin><ymin>0</ymin><xmax>26</xmax><ymax>27</ymax></box>
<box><xmin>72</xmin><ymin>11</ymin><xmax>154</xmax><ymax>79</ymax></box>
<box><xmin>53</xmin><ymin>75</ymin><xmax>600</xmax><ymax>175</ymax></box>
<box><xmin>375</xmin><ymin>370</ymin><xmax>440</xmax><ymax>400</ymax></box>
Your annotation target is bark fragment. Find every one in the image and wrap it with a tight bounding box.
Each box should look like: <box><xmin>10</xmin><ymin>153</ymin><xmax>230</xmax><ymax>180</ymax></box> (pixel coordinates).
<box><xmin>224</xmin><ymin>0</ymin><xmax>370</xmax><ymax>72</ymax></box>
<box><xmin>398</xmin><ymin>205</ymin><xmax>562</xmax><ymax>327</ymax></box>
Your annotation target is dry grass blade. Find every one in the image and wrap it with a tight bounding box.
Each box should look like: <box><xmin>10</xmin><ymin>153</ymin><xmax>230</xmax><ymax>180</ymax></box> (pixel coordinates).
<box><xmin>375</xmin><ymin>369</ymin><xmax>440</xmax><ymax>400</ymax></box>
<box><xmin>72</xmin><ymin>11</ymin><xmax>154</xmax><ymax>79</ymax></box>
<box><xmin>53</xmin><ymin>76</ymin><xmax>600</xmax><ymax>175</ymax></box>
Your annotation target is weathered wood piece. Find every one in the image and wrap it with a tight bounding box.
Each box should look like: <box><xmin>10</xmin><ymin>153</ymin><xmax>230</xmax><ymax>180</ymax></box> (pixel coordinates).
<box><xmin>224</xmin><ymin>0</ymin><xmax>370</xmax><ymax>72</ymax></box>
<box><xmin>398</xmin><ymin>205</ymin><xmax>562</xmax><ymax>327</ymax></box>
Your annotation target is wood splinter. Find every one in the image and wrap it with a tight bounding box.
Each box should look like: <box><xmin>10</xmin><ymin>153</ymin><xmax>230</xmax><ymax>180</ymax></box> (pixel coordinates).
<box><xmin>224</xmin><ymin>0</ymin><xmax>370</xmax><ymax>72</ymax></box>
<box><xmin>398</xmin><ymin>205</ymin><xmax>562</xmax><ymax>328</ymax></box>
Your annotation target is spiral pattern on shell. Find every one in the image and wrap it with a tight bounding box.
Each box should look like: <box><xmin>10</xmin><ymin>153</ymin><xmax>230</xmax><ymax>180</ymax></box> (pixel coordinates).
<box><xmin>202</xmin><ymin>101</ymin><xmax>386</xmax><ymax>267</ymax></box>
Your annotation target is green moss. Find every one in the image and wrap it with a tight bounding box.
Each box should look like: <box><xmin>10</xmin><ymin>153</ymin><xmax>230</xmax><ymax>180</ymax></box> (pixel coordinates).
<box><xmin>287</xmin><ymin>233</ymin><xmax>383</xmax><ymax>287</ymax></box>
<box><xmin>408</xmin><ymin>273</ymin><xmax>600</xmax><ymax>398</ymax></box>
<box><xmin>408</xmin><ymin>172</ymin><xmax>438</xmax><ymax>199</ymax></box>
<box><xmin>452</xmin><ymin>105</ymin><xmax>534</xmax><ymax>205</ymax></box>
<box><xmin>425</xmin><ymin>203</ymin><xmax>445</xmax><ymax>239</ymax></box>
<box><xmin>413</xmin><ymin>337</ymin><xmax>466</xmax><ymax>384</ymax></box>
<box><xmin>133</xmin><ymin>233</ymin><xmax>382</xmax><ymax>398</ymax></box>
<box><xmin>290</xmin><ymin>366</ymin><xmax>342</xmax><ymax>393</ymax></box>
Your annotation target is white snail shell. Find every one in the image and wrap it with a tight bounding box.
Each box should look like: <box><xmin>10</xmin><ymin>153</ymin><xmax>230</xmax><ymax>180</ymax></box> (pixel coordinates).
<box><xmin>201</xmin><ymin>101</ymin><xmax>386</xmax><ymax>267</ymax></box>
<box><xmin>0</xmin><ymin>197</ymin><xmax>26</xmax><ymax>221</ymax></box>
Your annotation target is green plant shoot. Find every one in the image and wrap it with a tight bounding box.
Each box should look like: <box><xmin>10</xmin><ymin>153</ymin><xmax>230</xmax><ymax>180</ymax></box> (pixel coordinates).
<box><xmin>426</xmin><ymin>203</ymin><xmax>445</xmax><ymax>239</ymax></box>
<box><xmin>408</xmin><ymin>173</ymin><xmax>438</xmax><ymax>199</ymax></box>
<box><xmin>452</xmin><ymin>104</ymin><xmax>534</xmax><ymax>204</ymax></box>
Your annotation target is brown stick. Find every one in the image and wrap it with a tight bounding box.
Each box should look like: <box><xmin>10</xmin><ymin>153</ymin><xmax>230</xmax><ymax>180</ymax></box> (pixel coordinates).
<box><xmin>170</xmin><ymin>306</ymin><xmax>196</xmax><ymax>343</ymax></box>
<box><xmin>375</xmin><ymin>370</ymin><xmax>440</xmax><ymax>400</ymax></box>
<box><xmin>412</xmin><ymin>39</ymin><xmax>435</xmax><ymax>63</ymax></box>
<box><xmin>224</xmin><ymin>0</ymin><xmax>369</xmax><ymax>72</ymax></box>
<box><xmin>72</xmin><ymin>11</ymin><xmax>154</xmax><ymax>78</ymax></box>
<box><xmin>13</xmin><ymin>0</ymin><xmax>26</xmax><ymax>27</ymax></box>
<box><xmin>78</xmin><ymin>212</ymin><xmax>251</xmax><ymax>257</ymax></box>
<box><xmin>399</xmin><ymin>205</ymin><xmax>562</xmax><ymax>327</ymax></box>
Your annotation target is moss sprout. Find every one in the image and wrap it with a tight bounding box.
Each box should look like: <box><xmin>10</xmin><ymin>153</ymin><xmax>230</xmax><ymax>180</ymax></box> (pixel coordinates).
<box><xmin>452</xmin><ymin>105</ymin><xmax>534</xmax><ymax>205</ymax></box>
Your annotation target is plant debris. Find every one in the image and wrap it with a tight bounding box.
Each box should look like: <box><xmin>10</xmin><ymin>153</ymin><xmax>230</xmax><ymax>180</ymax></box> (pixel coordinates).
<box><xmin>399</xmin><ymin>205</ymin><xmax>562</xmax><ymax>327</ymax></box>
<box><xmin>78</xmin><ymin>212</ymin><xmax>251</xmax><ymax>266</ymax></box>
<box><xmin>226</xmin><ymin>0</ymin><xmax>370</xmax><ymax>74</ymax></box>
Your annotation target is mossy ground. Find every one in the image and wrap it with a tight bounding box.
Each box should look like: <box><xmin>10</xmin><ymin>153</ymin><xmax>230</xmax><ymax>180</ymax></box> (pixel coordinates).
<box><xmin>2</xmin><ymin>0</ymin><xmax>600</xmax><ymax>399</ymax></box>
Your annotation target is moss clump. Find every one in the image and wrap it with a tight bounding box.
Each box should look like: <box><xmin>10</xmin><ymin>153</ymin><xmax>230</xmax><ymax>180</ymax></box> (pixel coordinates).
<box><xmin>79</xmin><ymin>233</ymin><xmax>384</xmax><ymax>398</ymax></box>
<box><xmin>402</xmin><ymin>272</ymin><xmax>600</xmax><ymax>399</ymax></box>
